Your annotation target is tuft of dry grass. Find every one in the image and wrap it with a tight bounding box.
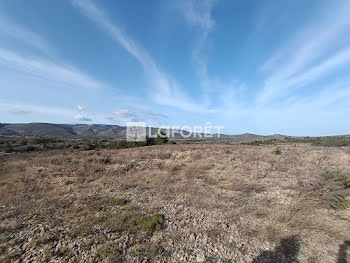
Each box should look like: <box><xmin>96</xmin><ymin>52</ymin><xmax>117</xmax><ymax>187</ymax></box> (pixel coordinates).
<box><xmin>182</xmin><ymin>162</ymin><xmax>212</xmax><ymax>178</ymax></box>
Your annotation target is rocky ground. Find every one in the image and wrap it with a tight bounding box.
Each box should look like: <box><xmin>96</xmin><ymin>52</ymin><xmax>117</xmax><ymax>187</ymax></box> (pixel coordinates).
<box><xmin>0</xmin><ymin>144</ymin><xmax>349</xmax><ymax>262</ymax></box>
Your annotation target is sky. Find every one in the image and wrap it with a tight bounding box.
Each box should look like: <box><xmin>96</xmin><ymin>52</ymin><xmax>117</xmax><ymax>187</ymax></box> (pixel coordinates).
<box><xmin>0</xmin><ymin>0</ymin><xmax>350</xmax><ymax>136</ymax></box>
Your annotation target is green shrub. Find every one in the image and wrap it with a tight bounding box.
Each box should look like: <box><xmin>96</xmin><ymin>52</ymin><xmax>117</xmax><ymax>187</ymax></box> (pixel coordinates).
<box><xmin>273</xmin><ymin>148</ymin><xmax>282</xmax><ymax>155</ymax></box>
<box><xmin>88</xmin><ymin>196</ymin><xmax>128</xmax><ymax>211</ymax></box>
<box><xmin>145</xmin><ymin>136</ymin><xmax>156</xmax><ymax>146</ymax></box>
<box><xmin>2</xmin><ymin>251</ymin><xmax>20</xmax><ymax>263</ymax></box>
<box><xmin>108</xmin><ymin>140</ymin><xmax>146</xmax><ymax>150</ymax></box>
<box><xmin>322</xmin><ymin>171</ymin><xmax>350</xmax><ymax>188</ymax></box>
<box><xmin>24</xmin><ymin>146</ymin><xmax>36</xmax><ymax>152</ymax></box>
<box><xmin>322</xmin><ymin>171</ymin><xmax>350</xmax><ymax>210</ymax></box>
<box><xmin>111</xmin><ymin>212</ymin><xmax>165</xmax><ymax>233</ymax></box>
<box><xmin>99</xmin><ymin>157</ymin><xmax>112</xmax><ymax>164</ymax></box>
<box><xmin>83</xmin><ymin>144</ymin><xmax>95</xmax><ymax>151</ymax></box>
<box><xmin>94</xmin><ymin>140</ymin><xmax>106</xmax><ymax>149</ymax></box>
<box><xmin>115</xmin><ymin>198</ymin><xmax>128</xmax><ymax>206</ymax></box>
<box><xmin>32</xmin><ymin>138</ymin><xmax>61</xmax><ymax>144</ymax></box>
<box><xmin>4</xmin><ymin>143</ymin><xmax>14</xmax><ymax>153</ymax></box>
<box><xmin>96</xmin><ymin>242</ymin><xmax>121</xmax><ymax>262</ymax></box>
<box><xmin>155</xmin><ymin>131</ymin><xmax>168</xmax><ymax>145</ymax></box>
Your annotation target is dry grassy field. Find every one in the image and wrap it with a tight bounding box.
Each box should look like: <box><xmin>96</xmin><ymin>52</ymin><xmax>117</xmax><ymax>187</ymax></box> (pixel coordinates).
<box><xmin>0</xmin><ymin>144</ymin><xmax>350</xmax><ymax>262</ymax></box>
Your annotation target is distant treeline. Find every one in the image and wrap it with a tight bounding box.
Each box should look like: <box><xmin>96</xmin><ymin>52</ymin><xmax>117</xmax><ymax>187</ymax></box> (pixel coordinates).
<box><xmin>242</xmin><ymin>136</ymin><xmax>350</xmax><ymax>147</ymax></box>
<box><xmin>0</xmin><ymin>132</ymin><xmax>175</xmax><ymax>153</ymax></box>
<box><xmin>87</xmin><ymin>133</ymin><xmax>175</xmax><ymax>151</ymax></box>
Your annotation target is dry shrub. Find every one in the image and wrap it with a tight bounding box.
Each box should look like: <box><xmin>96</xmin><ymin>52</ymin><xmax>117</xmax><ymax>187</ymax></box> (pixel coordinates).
<box><xmin>231</xmin><ymin>181</ymin><xmax>266</xmax><ymax>195</ymax></box>
<box><xmin>182</xmin><ymin>162</ymin><xmax>211</xmax><ymax>178</ymax></box>
<box><xmin>236</xmin><ymin>185</ymin><xmax>328</xmax><ymax>243</ymax></box>
<box><xmin>93</xmin><ymin>156</ymin><xmax>112</xmax><ymax>164</ymax></box>
<box><xmin>202</xmin><ymin>174</ymin><xmax>218</xmax><ymax>185</ymax></box>
<box><xmin>167</xmin><ymin>163</ymin><xmax>183</xmax><ymax>174</ymax></box>
<box><xmin>50</xmin><ymin>156</ymin><xmax>65</xmax><ymax>165</ymax></box>
<box><xmin>276</xmin><ymin>189</ymin><xmax>325</xmax><ymax>228</ymax></box>
<box><xmin>191</xmin><ymin>151</ymin><xmax>202</xmax><ymax>160</ymax></box>
<box><xmin>155</xmin><ymin>152</ymin><xmax>172</xmax><ymax>160</ymax></box>
<box><xmin>321</xmin><ymin>171</ymin><xmax>350</xmax><ymax>210</ymax></box>
<box><xmin>151</xmin><ymin>171</ymin><xmax>172</xmax><ymax>189</ymax></box>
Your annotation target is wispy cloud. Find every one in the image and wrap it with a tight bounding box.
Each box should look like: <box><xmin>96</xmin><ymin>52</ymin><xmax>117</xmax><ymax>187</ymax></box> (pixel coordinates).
<box><xmin>288</xmin><ymin>79</ymin><xmax>350</xmax><ymax>110</ymax></box>
<box><xmin>8</xmin><ymin>109</ymin><xmax>32</xmax><ymax>115</ymax></box>
<box><xmin>0</xmin><ymin>14</ymin><xmax>55</xmax><ymax>57</ymax></box>
<box><xmin>105</xmin><ymin>109</ymin><xmax>137</xmax><ymax>125</ymax></box>
<box><xmin>258</xmin><ymin>1</ymin><xmax>350</xmax><ymax>104</ymax></box>
<box><xmin>107</xmin><ymin>109</ymin><xmax>168</xmax><ymax>125</ymax></box>
<box><xmin>178</xmin><ymin>0</ymin><xmax>217</xmax><ymax>99</ymax></box>
<box><xmin>260</xmin><ymin>46</ymin><xmax>350</xmax><ymax>104</ymax></box>
<box><xmin>71</xmin><ymin>0</ymin><xmax>207</xmax><ymax>112</ymax></box>
<box><xmin>0</xmin><ymin>48</ymin><xmax>105</xmax><ymax>89</ymax></box>
<box><xmin>142</xmin><ymin>110</ymin><xmax>168</xmax><ymax>119</ymax></box>
<box><xmin>114</xmin><ymin>109</ymin><xmax>136</xmax><ymax>119</ymax></box>
<box><xmin>178</xmin><ymin>0</ymin><xmax>242</xmax><ymax>111</ymax></box>
<box><xmin>0</xmin><ymin>101</ymin><xmax>74</xmax><ymax>117</ymax></box>
<box><xmin>179</xmin><ymin>0</ymin><xmax>216</xmax><ymax>31</ymax></box>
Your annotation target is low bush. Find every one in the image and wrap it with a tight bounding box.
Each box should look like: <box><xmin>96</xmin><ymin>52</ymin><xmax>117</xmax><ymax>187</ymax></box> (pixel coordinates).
<box><xmin>32</xmin><ymin>138</ymin><xmax>62</xmax><ymax>144</ymax></box>
<box><xmin>83</xmin><ymin>144</ymin><xmax>95</xmax><ymax>151</ymax></box>
<box><xmin>322</xmin><ymin>171</ymin><xmax>350</xmax><ymax>210</ymax></box>
<box><xmin>110</xmin><ymin>212</ymin><xmax>165</xmax><ymax>233</ymax></box>
<box><xmin>24</xmin><ymin>146</ymin><xmax>36</xmax><ymax>152</ymax></box>
<box><xmin>273</xmin><ymin>148</ymin><xmax>282</xmax><ymax>155</ymax></box>
<box><xmin>322</xmin><ymin>171</ymin><xmax>350</xmax><ymax>188</ymax></box>
<box><xmin>155</xmin><ymin>131</ymin><xmax>168</xmax><ymax>145</ymax></box>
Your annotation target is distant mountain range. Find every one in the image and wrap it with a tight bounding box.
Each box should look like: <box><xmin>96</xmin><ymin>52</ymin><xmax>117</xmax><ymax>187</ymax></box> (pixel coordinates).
<box><xmin>0</xmin><ymin>123</ymin><xmax>285</xmax><ymax>141</ymax></box>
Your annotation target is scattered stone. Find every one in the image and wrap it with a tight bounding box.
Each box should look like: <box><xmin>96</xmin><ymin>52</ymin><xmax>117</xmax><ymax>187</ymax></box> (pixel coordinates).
<box><xmin>196</xmin><ymin>253</ymin><xmax>206</xmax><ymax>262</ymax></box>
<box><xmin>189</xmin><ymin>233</ymin><xmax>196</xmax><ymax>241</ymax></box>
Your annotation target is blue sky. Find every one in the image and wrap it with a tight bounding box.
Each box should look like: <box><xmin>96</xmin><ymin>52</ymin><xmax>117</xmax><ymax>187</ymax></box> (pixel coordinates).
<box><xmin>0</xmin><ymin>0</ymin><xmax>350</xmax><ymax>135</ymax></box>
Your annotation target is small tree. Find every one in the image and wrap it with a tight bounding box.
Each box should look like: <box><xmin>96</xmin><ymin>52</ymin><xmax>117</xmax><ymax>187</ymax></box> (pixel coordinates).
<box><xmin>4</xmin><ymin>142</ymin><xmax>14</xmax><ymax>153</ymax></box>
<box><xmin>145</xmin><ymin>136</ymin><xmax>156</xmax><ymax>146</ymax></box>
<box><xmin>155</xmin><ymin>131</ymin><xmax>168</xmax><ymax>145</ymax></box>
<box><xmin>84</xmin><ymin>143</ymin><xmax>95</xmax><ymax>151</ymax></box>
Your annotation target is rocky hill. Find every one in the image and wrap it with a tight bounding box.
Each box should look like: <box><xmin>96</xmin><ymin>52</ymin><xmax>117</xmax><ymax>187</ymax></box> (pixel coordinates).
<box><xmin>0</xmin><ymin>123</ymin><xmax>283</xmax><ymax>141</ymax></box>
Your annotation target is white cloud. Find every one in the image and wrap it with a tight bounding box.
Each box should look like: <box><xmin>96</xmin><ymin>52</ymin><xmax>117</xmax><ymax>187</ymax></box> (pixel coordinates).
<box><xmin>71</xmin><ymin>0</ymin><xmax>207</xmax><ymax>112</ymax></box>
<box><xmin>76</xmin><ymin>104</ymin><xmax>86</xmax><ymax>111</ymax></box>
<box><xmin>106</xmin><ymin>108</ymin><xmax>168</xmax><ymax>126</ymax></box>
<box><xmin>0</xmin><ymin>48</ymin><xmax>105</xmax><ymax>89</ymax></box>
<box><xmin>74</xmin><ymin>114</ymin><xmax>92</xmax><ymax>121</ymax></box>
